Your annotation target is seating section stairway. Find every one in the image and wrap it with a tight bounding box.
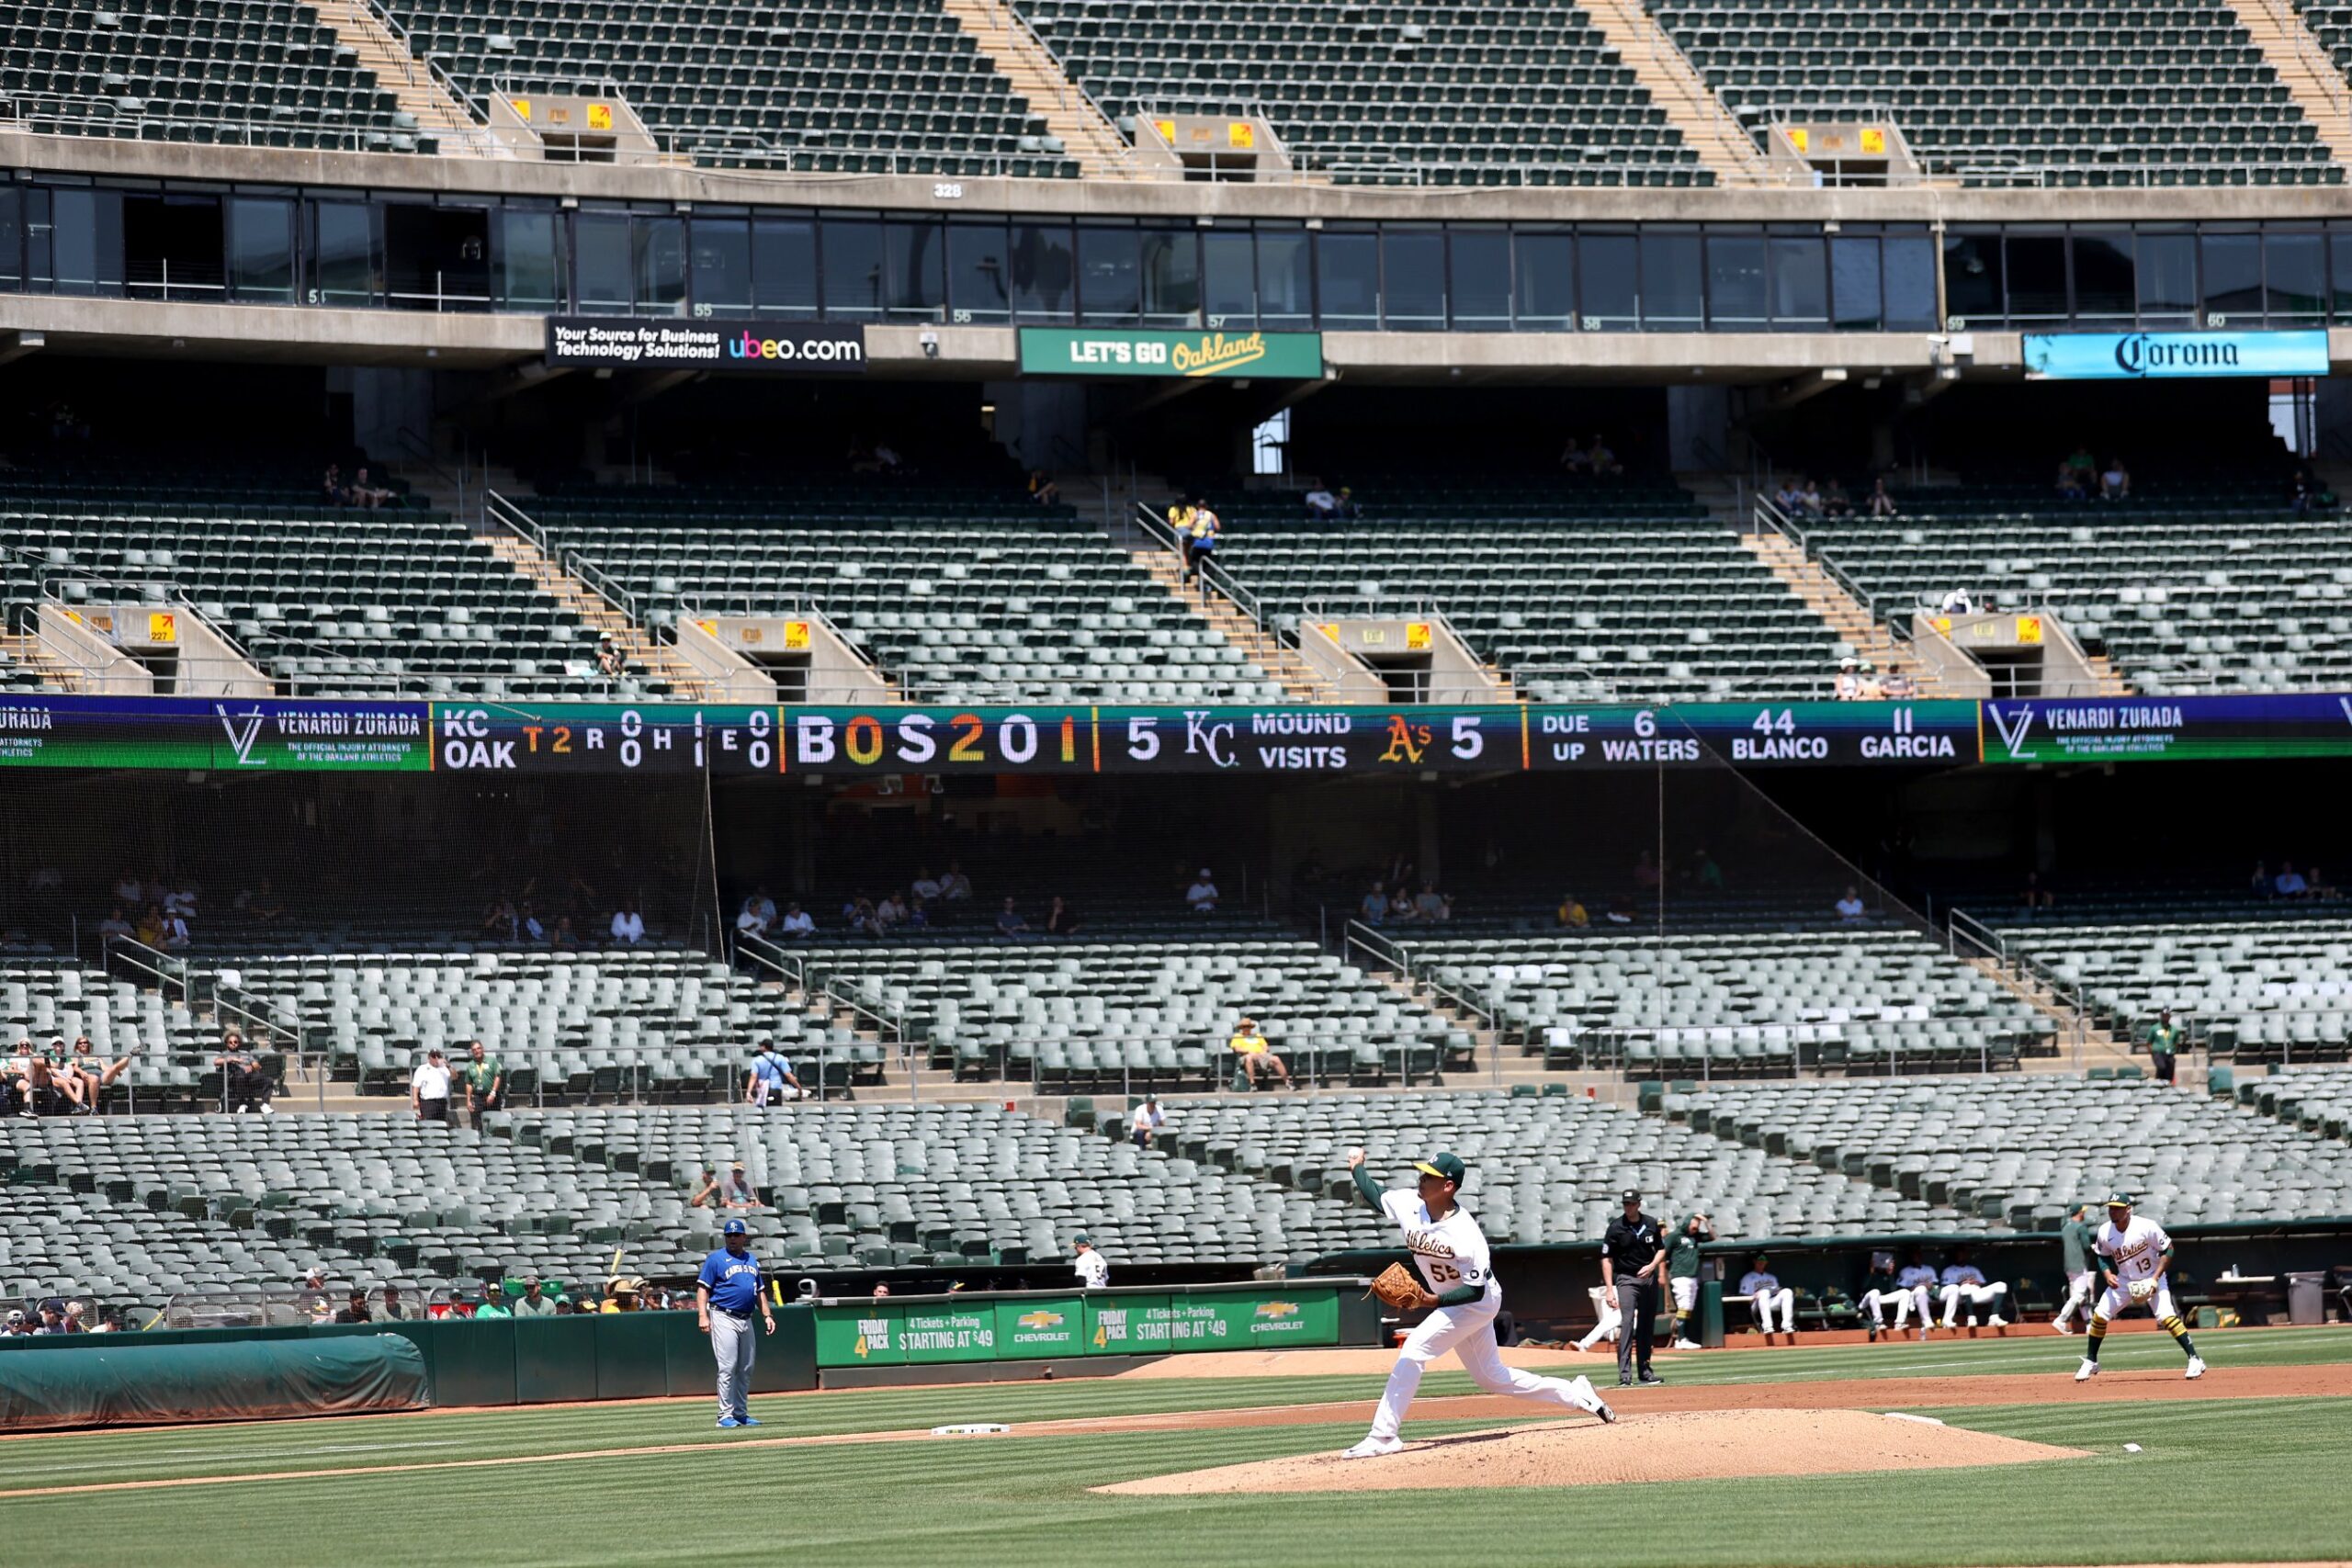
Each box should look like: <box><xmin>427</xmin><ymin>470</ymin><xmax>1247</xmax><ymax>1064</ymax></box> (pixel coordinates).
<box><xmin>1648</xmin><ymin>0</ymin><xmax>2342</xmax><ymax>186</ymax></box>
<box><xmin>1804</xmin><ymin>485</ymin><xmax>2352</xmax><ymax>694</ymax></box>
<box><xmin>1668</xmin><ymin>1074</ymin><xmax>2352</xmax><ymax>1227</ymax></box>
<box><xmin>539</xmin><ymin>484</ymin><xmax>1271</xmax><ymax>703</ymax></box>
<box><xmin>1018</xmin><ymin>0</ymin><xmax>1710</xmax><ymax>186</ymax></box>
<box><xmin>3</xmin><ymin>0</ymin><xmax>420</xmax><ymax>150</ymax></box>
<box><xmin>379</xmin><ymin>0</ymin><xmax>1077</xmax><ymax>175</ymax></box>
<box><xmin>0</xmin><ymin>458</ymin><xmax>665</xmax><ymax>700</ymax></box>
<box><xmin>1206</xmin><ymin>479</ymin><xmax>1836</xmax><ymax>702</ymax></box>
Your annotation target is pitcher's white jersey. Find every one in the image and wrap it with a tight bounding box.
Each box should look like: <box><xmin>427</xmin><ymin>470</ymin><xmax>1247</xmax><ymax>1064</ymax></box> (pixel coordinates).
<box><xmin>2095</xmin><ymin>1214</ymin><xmax>2171</xmax><ymax>1282</ymax></box>
<box><xmin>1381</xmin><ymin>1190</ymin><xmax>1498</xmax><ymax>1304</ymax></box>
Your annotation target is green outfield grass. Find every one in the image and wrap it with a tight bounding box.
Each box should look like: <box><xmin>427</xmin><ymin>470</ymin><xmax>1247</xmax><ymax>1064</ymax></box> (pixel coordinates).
<box><xmin>1</xmin><ymin>1327</ymin><xmax>2346</xmax><ymax>1568</ymax></box>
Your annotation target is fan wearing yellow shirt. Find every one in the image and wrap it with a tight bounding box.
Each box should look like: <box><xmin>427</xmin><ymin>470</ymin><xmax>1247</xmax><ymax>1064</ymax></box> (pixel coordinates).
<box><xmin>1227</xmin><ymin>1017</ymin><xmax>1293</xmax><ymax>1090</ymax></box>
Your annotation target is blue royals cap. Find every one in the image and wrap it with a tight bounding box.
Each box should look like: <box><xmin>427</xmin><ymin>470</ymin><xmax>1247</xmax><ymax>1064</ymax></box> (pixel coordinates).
<box><xmin>722</xmin><ymin>1219</ymin><xmax>749</xmax><ymax>1236</ymax></box>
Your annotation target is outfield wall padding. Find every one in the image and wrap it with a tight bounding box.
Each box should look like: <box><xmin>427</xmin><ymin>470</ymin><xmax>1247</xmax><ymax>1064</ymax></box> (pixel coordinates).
<box><xmin>0</xmin><ymin>1333</ymin><xmax>430</xmax><ymax>1431</ymax></box>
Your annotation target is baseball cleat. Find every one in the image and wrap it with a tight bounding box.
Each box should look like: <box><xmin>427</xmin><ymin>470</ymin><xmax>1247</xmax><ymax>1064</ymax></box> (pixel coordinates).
<box><xmin>738</xmin><ymin>1416</ymin><xmax>762</xmax><ymax>1427</ymax></box>
<box><xmin>2185</xmin><ymin>1356</ymin><xmax>2206</xmax><ymax>1380</ymax></box>
<box><xmin>717</xmin><ymin>1416</ymin><xmax>741</xmax><ymax>1428</ymax></box>
<box><xmin>1341</xmin><ymin>1437</ymin><xmax>1404</xmax><ymax>1459</ymax></box>
<box><xmin>1595</xmin><ymin>1400</ymin><xmax>1618</xmax><ymax>1425</ymax></box>
<box><xmin>2052</xmin><ymin>1321</ymin><xmax>2076</xmax><ymax>1335</ymax></box>
<box><xmin>1986</xmin><ymin>1314</ymin><xmax>2008</xmax><ymax>1328</ymax></box>
<box><xmin>1672</xmin><ymin>1337</ymin><xmax>1702</xmax><ymax>1350</ymax></box>
<box><xmin>2074</xmin><ymin>1358</ymin><xmax>2099</xmax><ymax>1382</ymax></box>
<box><xmin>1638</xmin><ymin>1371</ymin><xmax>1665</xmax><ymax>1385</ymax></box>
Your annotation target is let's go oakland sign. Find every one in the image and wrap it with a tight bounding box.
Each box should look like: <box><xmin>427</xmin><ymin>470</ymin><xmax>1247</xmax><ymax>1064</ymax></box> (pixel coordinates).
<box><xmin>1019</xmin><ymin>327</ymin><xmax>1324</xmax><ymax>379</ymax></box>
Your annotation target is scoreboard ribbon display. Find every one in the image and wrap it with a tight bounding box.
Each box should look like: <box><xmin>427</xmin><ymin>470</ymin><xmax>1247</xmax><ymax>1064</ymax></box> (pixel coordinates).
<box><xmin>5</xmin><ymin>691</ymin><xmax>2350</xmax><ymax>773</ymax></box>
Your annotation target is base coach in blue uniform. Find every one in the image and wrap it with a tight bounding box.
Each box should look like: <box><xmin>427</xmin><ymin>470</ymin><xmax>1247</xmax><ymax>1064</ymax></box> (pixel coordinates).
<box><xmin>697</xmin><ymin>1217</ymin><xmax>775</xmax><ymax>1427</ymax></box>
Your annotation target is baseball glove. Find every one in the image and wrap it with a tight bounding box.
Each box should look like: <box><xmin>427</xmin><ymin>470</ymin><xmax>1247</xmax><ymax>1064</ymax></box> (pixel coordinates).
<box><xmin>2128</xmin><ymin>1278</ymin><xmax>2158</xmax><ymax>1303</ymax></box>
<box><xmin>1367</xmin><ymin>1262</ymin><xmax>1437</xmax><ymax>1312</ymax></box>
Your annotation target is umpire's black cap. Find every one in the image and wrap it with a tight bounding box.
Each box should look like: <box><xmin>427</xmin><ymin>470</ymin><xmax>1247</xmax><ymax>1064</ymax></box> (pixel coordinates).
<box><xmin>1620</xmin><ymin>1188</ymin><xmax>1641</xmax><ymax>1204</ymax></box>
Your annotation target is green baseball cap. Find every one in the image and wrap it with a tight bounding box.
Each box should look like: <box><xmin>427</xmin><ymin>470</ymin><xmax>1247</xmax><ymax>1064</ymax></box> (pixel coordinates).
<box><xmin>1414</xmin><ymin>1152</ymin><xmax>1468</xmax><ymax>1185</ymax></box>
<box><xmin>2106</xmin><ymin>1190</ymin><xmax>2135</xmax><ymax>1206</ymax></box>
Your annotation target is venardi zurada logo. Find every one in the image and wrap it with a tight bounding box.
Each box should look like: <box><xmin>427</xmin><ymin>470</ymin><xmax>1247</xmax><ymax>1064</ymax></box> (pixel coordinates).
<box><xmin>1987</xmin><ymin>702</ymin><xmax>2037</xmax><ymax>760</ymax></box>
<box><xmin>2113</xmin><ymin>334</ymin><xmax>2241</xmax><ymax>377</ymax></box>
<box><xmin>215</xmin><ymin>703</ymin><xmax>268</xmax><ymax>766</ymax></box>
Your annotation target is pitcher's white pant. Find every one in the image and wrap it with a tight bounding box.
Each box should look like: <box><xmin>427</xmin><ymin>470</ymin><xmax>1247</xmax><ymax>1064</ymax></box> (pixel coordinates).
<box><xmin>1750</xmin><ymin>1286</ymin><xmax>1796</xmax><ymax>1333</ymax></box>
<box><xmin>2053</xmin><ymin>1270</ymin><xmax>2096</xmax><ymax>1330</ymax></box>
<box><xmin>1367</xmin><ymin>1298</ymin><xmax>1606</xmax><ymax>1444</ymax></box>
<box><xmin>1861</xmin><ymin>1284</ymin><xmax>1930</xmax><ymax>1328</ymax></box>
<box><xmin>1575</xmin><ymin>1285</ymin><xmax>1621</xmax><ymax>1350</ymax></box>
<box><xmin>710</xmin><ymin>1309</ymin><xmax>756</xmax><ymax>1421</ymax></box>
<box><xmin>1939</xmin><ymin>1280</ymin><xmax>2008</xmax><ymax>1325</ymax></box>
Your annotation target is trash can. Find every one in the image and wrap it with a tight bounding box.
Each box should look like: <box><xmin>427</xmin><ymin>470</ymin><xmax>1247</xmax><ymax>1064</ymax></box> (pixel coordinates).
<box><xmin>1699</xmin><ymin>1279</ymin><xmax>1725</xmax><ymax>1349</ymax></box>
<box><xmin>2287</xmin><ymin>1271</ymin><xmax>2326</xmax><ymax>1326</ymax></box>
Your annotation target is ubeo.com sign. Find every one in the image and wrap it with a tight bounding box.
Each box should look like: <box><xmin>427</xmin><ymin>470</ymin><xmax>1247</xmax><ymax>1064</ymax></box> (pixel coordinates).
<box><xmin>545</xmin><ymin>318</ymin><xmax>867</xmax><ymax>372</ymax></box>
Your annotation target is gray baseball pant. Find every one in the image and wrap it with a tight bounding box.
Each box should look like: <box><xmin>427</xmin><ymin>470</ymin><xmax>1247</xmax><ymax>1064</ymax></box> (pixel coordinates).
<box><xmin>712</xmin><ymin>1310</ymin><xmax>755</xmax><ymax>1420</ymax></box>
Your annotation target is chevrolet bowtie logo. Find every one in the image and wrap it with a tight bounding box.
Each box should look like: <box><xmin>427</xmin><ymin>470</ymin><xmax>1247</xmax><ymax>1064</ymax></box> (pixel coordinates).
<box><xmin>1017</xmin><ymin>1310</ymin><xmax>1064</xmax><ymax>1330</ymax></box>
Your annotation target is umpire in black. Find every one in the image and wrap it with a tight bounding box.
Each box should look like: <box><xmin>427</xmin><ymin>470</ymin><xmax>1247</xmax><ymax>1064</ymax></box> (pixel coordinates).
<box><xmin>1600</xmin><ymin>1188</ymin><xmax>1668</xmax><ymax>1387</ymax></box>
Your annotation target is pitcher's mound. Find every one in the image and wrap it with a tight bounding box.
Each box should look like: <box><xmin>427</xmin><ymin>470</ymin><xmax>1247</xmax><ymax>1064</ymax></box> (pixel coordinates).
<box><xmin>1096</xmin><ymin>1408</ymin><xmax>2087</xmax><ymax>1495</ymax></box>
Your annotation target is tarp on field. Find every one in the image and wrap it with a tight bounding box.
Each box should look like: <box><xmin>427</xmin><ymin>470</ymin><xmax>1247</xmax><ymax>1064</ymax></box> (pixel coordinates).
<box><xmin>0</xmin><ymin>1332</ymin><xmax>431</xmax><ymax>1430</ymax></box>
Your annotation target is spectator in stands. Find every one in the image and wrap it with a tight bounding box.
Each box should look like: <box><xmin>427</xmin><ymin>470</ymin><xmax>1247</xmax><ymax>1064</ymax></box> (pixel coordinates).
<box><xmin>215</xmin><ymin>1029</ymin><xmax>272</xmax><ymax>1116</ymax></box>
<box><xmin>379</xmin><ymin>1283</ymin><xmax>410</xmax><ymax>1321</ymax></box>
<box><xmin>410</xmin><ymin>1047</ymin><xmax>452</xmax><ymax>1123</ymax></box>
<box><xmin>744</xmin><ymin>887</ymin><xmax>778</xmax><ymax>929</ymax></box>
<box><xmin>482</xmin><ymin>897</ymin><xmax>520</xmax><ymax>942</ymax></box>
<box><xmin>2098</xmin><ymin>456</ymin><xmax>2131</xmax><ymax>502</ymax></box>
<box><xmin>159</xmin><ymin>907</ymin><xmax>191</xmax><ymax>950</ymax></box>
<box><xmin>96</xmin><ymin>906</ymin><xmax>131</xmax><ymax>941</ymax></box>
<box><xmin>2022</xmin><ymin>872</ymin><xmax>2055</xmax><ymax>910</ymax></box>
<box><xmin>1834</xmin><ymin>659</ymin><xmax>1861</xmax><ymax>701</ymax></box>
<box><xmin>1359</xmin><ymin>880</ymin><xmax>1387</xmax><ymax>927</ymax></box>
<box><xmin>1556</xmin><ymin>892</ymin><xmax>1589</xmax><ymax>930</ymax></box>
<box><xmin>474</xmin><ymin>1285</ymin><xmax>512</xmax><ymax>1320</ymax></box>
<box><xmin>1795</xmin><ymin>477</ymin><xmax>1826</xmax><ymax>518</ymax></box>
<box><xmin>2277</xmin><ymin>861</ymin><xmax>2311</xmax><ymax>899</ymax></box>
<box><xmin>596</xmin><ymin>638</ymin><xmax>625</xmax><ymax>681</ymax></box>
<box><xmin>324</xmin><ymin>464</ymin><xmax>350</xmax><ymax>506</ymax></box>
<box><xmin>1867</xmin><ymin>478</ymin><xmax>1898</xmax><ymax>517</ymax></box>
<box><xmin>512</xmin><ymin>1277</ymin><xmax>557</xmax><ymax>1318</ymax></box>
<box><xmin>2143</xmin><ymin>1008</ymin><xmax>2181</xmax><ymax>1086</ymax></box>
<box><xmin>519</xmin><ymin>902</ymin><xmax>546</xmax><ymax>942</ymax></box>
<box><xmin>2309</xmin><ymin>865</ymin><xmax>2340</xmax><ymax>900</ymax></box>
<box><xmin>1604</xmin><ymin>894</ymin><xmax>1638</xmax><ymax>926</ymax></box>
<box><xmin>746</xmin><ymin>1042</ymin><xmax>804</xmax><ymax>1106</ymax></box>
<box><xmin>911</xmin><ymin>868</ymin><xmax>943</xmax><ymax>903</ymax></box>
<box><xmin>2055</xmin><ymin>457</ymin><xmax>2088</xmax><ymax>503</ymax></box>
<box><xmin>939</xmin><ymin>862</ymin><xmax>974</xmax><ymax>903</ymax></box>
<box><xmin>2065</xmin><ymin>442</ymin><xmax>2098</xmax><ymax>490</ymax></box>
<box><xmin>31</xmin><ymin>1037</ymin><xmax>87</xmax><ymax>1115</ymax></box>
<box><xmin>2251</xmin><ymin>860</ymin><xmax>2273</xmax><ymax>898</ymax></box>
<box><xmin>842</xmin><ymin>895</ymin><xmax>882</xmax><ymax>939</ymax></box>
<box><xmin>1821</xmin><ymin>479</ymin><xmax>1852</xmax><ymax>518</ymax></box>
<box><xmin>1774</xmin><ymin>477</ymin><xmax>1804</xmax><ymax>513</ymax></box>
<box><xmin>349</xmin><ymin>468</ymin><xmax>392</xmax><ymax>509</ymax></box>
<box><xmin>1412</xmin><ymin>883</ymin><xmax>1449</xmax><ymax>923</ymax></box>
<box><xmin>1045</xmin><ymin>895</ymin><xmax>1080</xmax><ymax>937</ymax></box>
<box><xmin>67</xmin><ymin>1035</ymin><xmax>130</xmax><ymax>1108</ymax></box>
<box><xmin>1835</xmin><ymin>886</ymin><xmax>1867</xmax><ymax>921</ymax></box>
<box><xmin>1883</xmin><ymin>669</ymin><xmax>1917</xmax><ymax>700</ymax></box>
<box><xmin>1027</xmin><ymin>469</ymin><xmax>1059</xmax><ymax>507</ymax></box>
<box><xmin>902</xmin><ymin>897</ymin><xmax>930</xmax><ymax>934</ymax></box>
<box><xmin>1186</xmin><ymin>869</ymin><xmax>1220</xmax><ymax>915</ymax></box>
<box><xmin>112</xmin><ymin>869</ymin><xmax>143</xmax><ymax>908</ymax></box>
<box><xmin>1386</xmin><ymin>885</ymin><xmax>1416</xmax><ymax>923</ymax></box>
<box><xmin>1582</xmin><ymin>435</ymin><xmax>1623</xmax><ymax>477</ymax></box>
<box><xmin>734</xmin><ymin>900</ymin><xmax>771</xmax><ymax>942</ymax></box>
<box><xmin>2291</xmin><ymin>468</ymin><xmax>2334</xmax><ymax>514</ymax></box>
<box><xmin>34</xmin><ymin>1298</ymin><xmax>79</xmax><ymax>1336</ymax></box>
<box><xmin>1741</xmin><ymin>1254</ymin><xmax>1796</xmax><ymax>1336</ymax></box>
<box><xmin>1559</xmin><ymin>434</ymin><xmax>1590</xmax><ymax>474</ymax></box>
<box><xmin>1183</xmin><ymin>504</ymin><xmax>1221</xmax><ymax>587</ymax></box>
<box><xmin>1304</xmin><ymin>482</ymin><xmax>1340</xmax><ymax>519</ymax></box>
<box><xmin>610</xmin><ymin>900</ymin><xmax>646</xmax><ymax>945</ymax></box>
<box><xmin>721</xmin><ymin>1163</ymin><xmax>759</xmax><ymax>1209</ymax></box>
<box><xmin>163</xmin><ymin>879</ymin><xmax>198</xmax><ymax>919</ymax></box>
<box><xmin>461</xmin><ymin>1041</ymin><xmax>503</xmax><ymax>1129</ymax></box>
<box><xmin>1130</xmin><ymin>1094</ymin><xmax>1164</xmax><ymax>1150</ymax></box>
<box><xmin>874</xmin><ymin>890</ymin><xmax>909</xmax><ymax>932</ymax></box>
<box><xmin>1687</xmin><ymin>849</ymin><xmax>1724</xmax><ymax>893</ymax></box>
<box><xmin>0</xmin><ymin>1309</ymin><xmax>25</xmax><ymax>1336</ymax></box>
<box><xmin>777</xmin><ymin>902</ymin><xmax>814</xmax><ymax>939</ymax></box>
<box><xmin>1227</xmin><ymin>1017</ymin><xmax>1292</xmax><ymax>1089</ymax></box>
<box><xmin>236</xmin><ymin>878</ymin><xmax>285</xmax><ymax>925</ymax></box>
<box><xmin>550</xmin><ymin>914</ymin><xmax>579</xmax><ymax>949</ymax></box>
<box><xmin>334</xmin><ymin>1287</ymin><xmax>373</xmax><ymax>1325</ymax></box>
<box><xmin>995</xmin><ymin>897</ymin><xmax>1030</xmax><ymax>937</ymax></box>
<box><xmin>689</xmin><ymin>1166</ymin><xmax>724</xmax><ymax>1209</ymax></box>
<box><xmin>1938</xmin><ymin>1247</ymin><xmax>2008</xmax><ymax>1328</ymax></box>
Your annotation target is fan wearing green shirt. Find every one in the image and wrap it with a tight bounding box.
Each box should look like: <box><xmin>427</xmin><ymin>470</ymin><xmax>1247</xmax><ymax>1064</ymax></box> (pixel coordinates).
<box><xmin>461</xmin><ymin>1040</ymin><xmax>504</xmax><ymax>1130</ymax></box>
<box><xmin>1666</xmin><ymin>1211</ymin><xmax>1713</xmax><ymax>1348</ymax></box>
<box><xmin>472</xmin><ymin>1284</ymin><xmax>513</xmax><ymax>1319</ymax></box>
<box><xmin>2142</xmin><ymin>1009</ymin><xmax>2180</xmax><ymax>1086</ymax></box>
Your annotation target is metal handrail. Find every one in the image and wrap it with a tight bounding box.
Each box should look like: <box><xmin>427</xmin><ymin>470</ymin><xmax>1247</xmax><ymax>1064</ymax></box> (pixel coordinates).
<box><xmin>0</xmin><ymin>88</ymin><xmax>503</xmax><ymax>157</ymax></box>
<box><xmin>988</xmin><ymin>0</ymin><xmax>1138</xmax><ymax>172</ymax></box>
<box><xmin>1131</xmin><ymin>500</ymin><xmax>1274</xmax><ymax>635</ymax></box>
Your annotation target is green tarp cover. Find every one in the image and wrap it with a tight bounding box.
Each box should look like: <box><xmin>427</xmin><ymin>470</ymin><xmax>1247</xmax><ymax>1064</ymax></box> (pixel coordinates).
<box><xmin>0</xmin><ymin>1332</ymin><xmax>431</xmax><ymax>1430</ymax></box>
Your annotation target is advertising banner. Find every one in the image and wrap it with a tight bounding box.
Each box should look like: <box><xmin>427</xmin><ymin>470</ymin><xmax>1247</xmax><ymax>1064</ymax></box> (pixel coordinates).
<box><xmin>900</xmin><ymin>1303</ymin><xmax>999</xmax><ymax>1364</ymax></box>
<box><xmin>1018</xmin><ymin>328</ymin><xmax>1324</xmax><ymax>379</ymax></box>
<box><xmin>811</xmin><ymin>1303</ymin><xmax>905</xmax><ymax>1366</ymax></box>
<box><xmin>994</xmin><ymin>1296</ymin><xmax>1088</xmax><ymax>1359</ymax></box>
<box><xmin>0</xmin><ymin>695</ymin><xmax>431</xmax><ymax>771</ymax></box>
<box><xmin>1981</xmin><ymin>693</ymin><xmax>2352</xmax><ymax>763</ymax></box>
<box><xmin>2023</xmin><ymin>330</ymin><xmax>2330</xmax><ymax>380</ymax></box>
<box><xmin>545</xmin><ymin>317</ymin><xmax>867</xmax><ymax>372</ymax></box>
